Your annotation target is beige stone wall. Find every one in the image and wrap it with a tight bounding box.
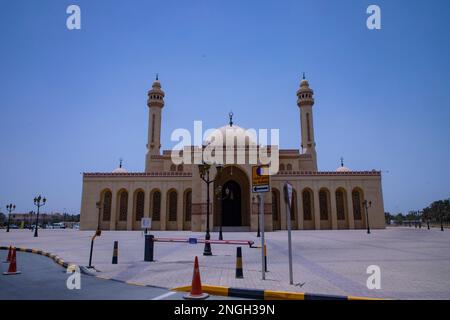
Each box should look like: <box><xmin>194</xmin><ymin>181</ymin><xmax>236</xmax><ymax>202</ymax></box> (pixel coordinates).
<box><xmin>80</xmin><ymin>166</ymin><xmax>385</xmax><ymax>231</ymax></box>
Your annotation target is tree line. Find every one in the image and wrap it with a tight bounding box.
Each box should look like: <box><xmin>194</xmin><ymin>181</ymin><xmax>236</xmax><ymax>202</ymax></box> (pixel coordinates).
<box><xmin>385</xmin><ymin>198</ymin><xmax>450</xmax><ymax>225</ymax></box>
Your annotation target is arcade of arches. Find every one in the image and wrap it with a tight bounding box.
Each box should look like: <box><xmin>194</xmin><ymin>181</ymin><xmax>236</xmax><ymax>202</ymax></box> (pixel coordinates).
<box><xmin>95</xmin><ymin>180</ymin><xmax>370</xmax><ymax>231</ymax></box>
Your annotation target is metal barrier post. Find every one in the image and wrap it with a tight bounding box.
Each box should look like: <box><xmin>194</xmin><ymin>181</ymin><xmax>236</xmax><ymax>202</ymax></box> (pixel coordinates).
<box><xmin>144</xmin><ymin>234</ymin><xmax>154</xmax><ymax>262</ymax></box>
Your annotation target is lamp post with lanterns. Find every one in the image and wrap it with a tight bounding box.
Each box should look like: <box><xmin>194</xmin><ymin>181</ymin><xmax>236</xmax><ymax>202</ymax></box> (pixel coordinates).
<box><xmin>6</xmin><ymin>203</ymin><xmax>16</xmax><ymax>232</ymax></box>
<box><xmin>33</xmin><ymin>195</ymin><xmax>46</xmax><ymax>237</ymax></box>
<box><xmin>215</xmin><ymin>185</ymin><xmax>232</xmax><ymax>241</ymax></box>
<box><xmin>88</xmin><ymin>201</ymin><xmax>102</xmax><ymax>268</ymax></box>
<box><xmin>198</xmin><ymin>162</ymin><xmax>223</xmax><ymax>256</ymax></box>
<box><xmin>363</xmin><ymin>200</ymin><xmax>372</xmax><ymax>234</ymax></box>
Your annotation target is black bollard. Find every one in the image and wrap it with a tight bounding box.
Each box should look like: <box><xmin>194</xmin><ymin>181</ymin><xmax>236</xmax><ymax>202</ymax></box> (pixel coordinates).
<box><xmin>144</xmin><ymin>234</ymin><xmax>154</xmax><ymax>262</ymax></box>
<box><xmin>264</xmin><ymin>244</ymin><xmax>268</xmax><ymax>272</ymax></box>
<box><xmin>112</xmin><ymin>241</ymin><xmax>118</xmax><ymax>264</ymax></box>
<box><xmin>235</xmin><ymin>246</ymin><xmax>243</xmax><ymax>278</ymax></box>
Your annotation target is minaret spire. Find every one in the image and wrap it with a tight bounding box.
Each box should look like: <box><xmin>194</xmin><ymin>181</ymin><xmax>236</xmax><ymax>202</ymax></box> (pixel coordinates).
<box><xmin>229</xmin><ymin>111</ymin><xmax>234</xmax><ymax>127</ymax></box>
<box><xmin>340</xmin><ymin>157</ymin><xmax>344</xmax><ymax>167</ymax></box>
<box><xmin>297</xmin><ymin>74</ymin><xmax>317</xmax><ymax>171</ymax></box>
<box><xmin>119</xmin><ymin>158</ymin><xmax>123</xmax><ymax>168</ymax></box>
<box><xmin>145</xmin><ymin>76</ymin><xmax>165</xmax><ymax>172</ymax></box>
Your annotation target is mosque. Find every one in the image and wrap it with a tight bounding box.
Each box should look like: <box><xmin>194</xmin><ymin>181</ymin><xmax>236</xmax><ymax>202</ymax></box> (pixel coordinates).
<box><xmin>80</xmin><ymin>76</ymin><xmax>385</xmax><ymax>231</ymax></box>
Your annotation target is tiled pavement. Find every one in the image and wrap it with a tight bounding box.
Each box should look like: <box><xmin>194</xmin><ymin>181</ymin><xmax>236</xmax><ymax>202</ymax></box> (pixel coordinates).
<box><xmin>1</xmin><ymin>227</ymin><xmax>450</xmax><ymax>299</ymax></box>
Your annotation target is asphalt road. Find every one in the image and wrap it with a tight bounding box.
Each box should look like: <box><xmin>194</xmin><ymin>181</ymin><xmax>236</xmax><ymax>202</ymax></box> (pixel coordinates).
<box><xmin>0</xmin><ymin>250</ymin><xmax>236</xmax><ymax>300</ymax></box>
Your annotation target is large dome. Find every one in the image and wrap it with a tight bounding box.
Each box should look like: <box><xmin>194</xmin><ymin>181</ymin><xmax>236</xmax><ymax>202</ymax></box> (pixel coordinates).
<box><xmin>112</xmin><ymin>167</ymin><xmax>127</xmax><ymax>173</ymax></box>
<box><xmin>205</xmin><ymin>124</ymin><xmax>257</xmax><ymax>147</ymax></box>
<box><xmin>336</xmin><ymin>166</ymin><xmax>350</xmax><ymax>172</ymax></box>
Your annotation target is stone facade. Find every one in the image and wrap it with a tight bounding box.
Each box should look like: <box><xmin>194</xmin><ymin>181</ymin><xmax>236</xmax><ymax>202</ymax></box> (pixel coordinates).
<box><xmin>80</xmin><ymin>76</ymin><xmax>385</xmax><ymax>231</ymax></box>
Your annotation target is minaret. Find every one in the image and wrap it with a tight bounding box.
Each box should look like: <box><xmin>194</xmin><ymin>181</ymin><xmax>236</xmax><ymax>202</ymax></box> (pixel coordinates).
<box><xmin>145</xmin><ymin>75</ymin><xmax>165</xmax><ymax>172</ymax></box>
<box><xmin>297</xmin><ymin>73</ymin><xmax>318</xmax><ymax>170</ymax></box>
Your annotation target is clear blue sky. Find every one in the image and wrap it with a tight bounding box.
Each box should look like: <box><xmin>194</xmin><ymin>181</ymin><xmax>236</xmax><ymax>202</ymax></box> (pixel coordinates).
<box><xmin>0</xmin><ymin>0</ymin><xmax>449</xmax><ymax>215</ymax></box>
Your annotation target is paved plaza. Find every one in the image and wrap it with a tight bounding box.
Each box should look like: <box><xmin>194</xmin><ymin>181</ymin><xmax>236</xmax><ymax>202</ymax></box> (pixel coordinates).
<box><xmin>1</xmin><ymin>227</ymin><xmax>450</xmax><ymax>299</ymax></box>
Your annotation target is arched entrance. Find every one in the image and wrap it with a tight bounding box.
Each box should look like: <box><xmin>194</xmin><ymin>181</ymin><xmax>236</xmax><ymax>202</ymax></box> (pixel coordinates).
<box><xmin>221</xmin><ymin>180</ymin><xmax>242</xmax><ymax>226</ymax></box>
<box><xmin>213</xmin><ymin>165</ymin><xmax>250</xmax><ymax>228</ymax></box>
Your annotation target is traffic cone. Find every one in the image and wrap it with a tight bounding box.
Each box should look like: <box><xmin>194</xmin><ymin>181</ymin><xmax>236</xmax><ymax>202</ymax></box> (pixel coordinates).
<box><xmin>236</xmin><ymin>246</ymin><xmax>243</xmax><ymax>278</ymax></box>
<box><xmin>3</xmin><ymin>248</ymin><xmax>21</xmax><ymax>275</ymax></box>
<box><xmin>112</xmin><ymin>241</ymin><xmax>118</xmax><ymax>264</ymax></box>
<box><xmin>183</xmin><ymin>256</ymin><xmax>209</xmax><ymax>299</ymax></box>
<box><xmin>3</xmin><ymin>246</ymin><xmax>13</xmax><ymax>263</ymax></box>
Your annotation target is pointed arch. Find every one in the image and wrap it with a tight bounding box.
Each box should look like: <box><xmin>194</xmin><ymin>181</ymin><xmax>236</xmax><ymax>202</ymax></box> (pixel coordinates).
<box><xmin>116</xmin><ymin>188</ymin><xmax>128</xmax><ymax>230</ymax></box>
<box><xmin>166</xmin><ymin>189</ymin><xmax>178</xmax><ymax>230</ymax></box>
<box><xmin>132</xmin><ymin>189</ymin><xmax>145</xmax><ymax>230</ymax></box>
<box><xmin>319</xmin><ymin>188</ymin><xmax>332</xmax><ymax>229</ymax></box>
<box><xmin>183</xmin><ymin>189</ymin><xmax>192</xmax><ymax>230</ymax></box>
<box><xmin>352</xmin><ymin>187</ymin><xmax>365</xmax><ymax>229</ymax></box>
<box><xmin>290</xmin><ymin>188</ymin><xmax>298</xmax><ymax>229</ymax></box>
<box><xmin>149</xmin><ymin>189</ymin><xmax>161</xmax><ymax>231</ymax></box>
<box><xmin>302</xmin><ymin>187</ymin><xmax>315</xmax><ymax>230</ymax></box>
<box><xmin>272</xmin><ymin>188</ymin><xmax>281</xmax><ymax>230</ymax></box>
<box><xmin>335</xmin><ymin>187</ymin><xmax>349</xmax><ymax>229</ymax></box>
<box><xmin>100</xmin><ymin>189</ymin><xmax>112</xmax><ymax>222</ymax></box>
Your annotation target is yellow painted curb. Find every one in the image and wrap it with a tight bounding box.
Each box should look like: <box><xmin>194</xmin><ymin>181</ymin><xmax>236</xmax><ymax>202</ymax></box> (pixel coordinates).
<box><xmin>264</xmin><ymin>290</ymin><xmax>305</xmax><ymax>300</ymax></box>
<box><xmin>67</xmin><ymin>264</ymin><xmax>78</xmax><ymax>272</ymax></box>
<box><xmin>125</xmin><ymin>281</ymin><xmax>147</xmax><ymax>287</ymax></box>
<box><xmin>172</xmin><ymin>284</ymin><xmax>384</xmax><ymax>300</ymax></box>
<box><xmin>347</xmin><ymin>295</ymin><xmax>384</xmax><ymax>301</ymax></box>
<box><xmin>172</xmin><ymin>285</ymin><xmax>191</xmax><ymax>292</ymax></box>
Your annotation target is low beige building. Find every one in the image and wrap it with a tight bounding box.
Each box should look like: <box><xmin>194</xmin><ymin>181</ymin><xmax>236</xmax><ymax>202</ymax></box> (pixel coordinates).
<box><xmin>80</xmin><ymin>76</ymin><xmax>385</xmax><ymax>231</ymax></box>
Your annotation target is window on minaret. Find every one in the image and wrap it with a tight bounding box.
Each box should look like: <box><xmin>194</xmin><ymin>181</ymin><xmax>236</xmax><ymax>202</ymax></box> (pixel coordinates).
<box><xmin>151</xmin><ymin>114</ymin><xmax>155</xmax><ymax>143</ymax></box>
<box><xmin>306</xmin><ymin>113</ymin><xmax>311</xmax><ymax>142</ymax></box>
<box><xmin>336</xmin><ymin>190</ymin><xmax>346</xmax><ymax>220</ymax></box>
<box><xmin>119</xmin><ymin>191</ymin><xmax>128</xmax><ymax>221</ymax></box>
<box><xmin>102</xmin><ymin>191</ymin><xmax>112</xmax><ymax>221</ymax></box>
<box><xmin>168</xmin><ymin>190</ymin><xmax>178</xmax><ymax>221</ymax></box>
<box><xmin>152</xmin><ymin>191</ymin><xmax>161</xmax><ymax>221</ymax></box>
<box><xmin>135</xmin><ymin>191</ymin><xmax>145</xmax><ymax>221</ymax></box>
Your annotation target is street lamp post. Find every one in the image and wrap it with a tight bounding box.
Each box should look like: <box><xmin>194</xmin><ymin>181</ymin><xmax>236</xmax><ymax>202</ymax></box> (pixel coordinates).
<box><xmin>215</xmin><ymin>185</ymin><xmax>231</xmax><ymax>241</ymax></box>
<box><xmin>33</xmin><ymin>195</ymin><xmax>46</xmax><ymax>237</ymax></box>
<box><xmin>440</xmin><ymin>204</ymin><xmax>444</xmax><ymax>232</ymax></box>
<box><xmin>253</xmin><ymin>196</ymin><xmax>260</xmax><ymax>237</ymax></box>
<box><xmin>363</xmin><ymin>200</ymin><xmax>372</xmax><ymax>234</ymax></box>
<box><xmin>88</xmin><ymin>201</ymin><xmax>102</xmax><ymax>268</ymax></box>
<box><xmin>96</xmin><ymin>201</ymin><xmax>102</xmax><ymax>232</ymax></box>
<box><xmin>198</xmin><ymin>162</ymin><xmax>223</xmax><ymax>256</ymax></box>
<box><xmin>6</xmin><ymin>204</ymin><xmax>16</xmax><ymax>232</ymax></box>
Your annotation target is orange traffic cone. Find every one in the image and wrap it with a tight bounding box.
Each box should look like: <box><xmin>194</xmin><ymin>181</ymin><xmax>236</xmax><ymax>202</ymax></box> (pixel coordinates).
<box><xmin>3</xmin><ymin>246</ymin><xmax>13</xmax><ymax>263</ymax></box>
<box><xmin>3</xmin><ymin>248</ymin><xmax>21</xmax><ymax>275</ymax></box>
<box><xmin>183</xmin><ymin>256</ymin><xmax>209</xmax><ymax>299</ymax></box>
